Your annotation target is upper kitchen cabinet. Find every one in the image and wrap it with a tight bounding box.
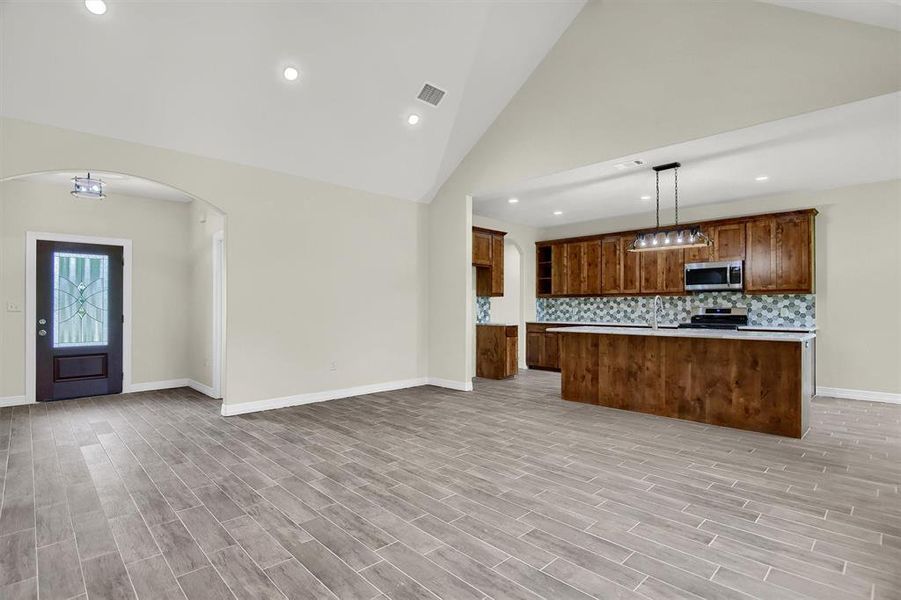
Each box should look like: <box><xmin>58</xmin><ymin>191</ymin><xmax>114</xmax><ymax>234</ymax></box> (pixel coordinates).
<box><xmin>473</xmin><ymin>227</ymin><xmax>506</xmax><ymax>297</ymax></box>
<box><xmin>537</xmin><ymin>241</ymin><xmax>601</xmax><ymax>296</ymax></box>
<box><xmin>639</xmin><ymin>248</ymin><xmax>684</xmax><ymax>294</ymax></box>
<box><xmin>600</xmin><ymin>235</ymin><xmax>640</xmax><ymax>295</ymax></box>
<box><xmin>472</xmin><ymin>229</ymin><xmax>493</xmax><ymax>267</ymax></box>
<box><xmin>536</xmin><ymin>209</ymin><xmax>815</xmax><ymax>297</ymax></box>
<box><xmin>745</xmin><ymin>211</ymin><xmax>815</xmax><ymax>293</ymax></box>
<box><xmin>684</xmin><ymin>223</ymin><xmax>746</xmax><ymax>263</ymax></box>
<box><xmin>564</xmin><ymin>241</ymin><xmax>602</xmax><ymax>296</ymax></box>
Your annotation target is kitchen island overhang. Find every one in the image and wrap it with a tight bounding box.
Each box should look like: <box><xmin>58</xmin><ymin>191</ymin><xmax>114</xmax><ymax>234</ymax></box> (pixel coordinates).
<box><xmin>548</xmin><ymin>326</ymin><xmax>816</xmax><ymax>438</ymax></box>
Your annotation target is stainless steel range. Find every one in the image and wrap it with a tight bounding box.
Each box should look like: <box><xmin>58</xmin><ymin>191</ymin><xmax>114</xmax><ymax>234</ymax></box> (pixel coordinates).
<box><xmin>678</xmin><ymin>306</ymin><xmax>748</xmax><ymax>330</ymax></box>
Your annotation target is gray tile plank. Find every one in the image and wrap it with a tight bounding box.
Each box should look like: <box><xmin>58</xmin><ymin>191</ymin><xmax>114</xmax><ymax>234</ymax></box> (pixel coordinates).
<box><xmin>209</xmin><ymin>545</ymin><xmax>286</xmax><ymax>600</ymax></box>
<box><xmin>81</xmin><ymin>551</ymin><xmax>137</xmax><ymax>600</ymax></box>
<box><xmin>264</xmin><ymin>558</ymin><xmax>338</xmax><ymax>600</ymax></box>
<box><xmin>221</xmin><ymin>515</ymin><xmax>292</xmax><ymax>570</ymax></box>
<box><xmin>177</xmin><ymin>566</ymin><xmax>236</xmax><ymax>600</ymax></box>
<box><xmin>37</xmin><ymin>539</ymin><xmax>85</xmax><ymax>600</ymax></box>
<box><xmin>177</xmin><ymin>506</ymin><xmax>235</xmax><ymax>554</ymax></box>
<box><xmin>377</xmin><ymin>542</ymin><xmax>481</xmax><ymax>600</ymax></box>
<box><xmin>151</xmin><ymin>519</ymin><xmax>208</xmax><ymax>576</ymax></box>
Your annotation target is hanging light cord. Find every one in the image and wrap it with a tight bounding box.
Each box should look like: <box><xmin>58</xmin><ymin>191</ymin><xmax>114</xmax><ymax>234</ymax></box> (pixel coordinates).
<box><xmin>655</xmin><ymin>170</ymin><xmax>661</xmax><ymax>231</ymax></box>
<box><xmin>674</xmin><ymin>166</ymin><xmax>679</xmax><ymax>226</ymax></box>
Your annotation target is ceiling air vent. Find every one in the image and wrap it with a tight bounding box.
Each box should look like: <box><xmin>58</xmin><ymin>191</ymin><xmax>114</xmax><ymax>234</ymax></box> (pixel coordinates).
<box><xmin>417</xmin><ymin>83</ymin><xmax>446</xmax><ymax>107</ymax></box>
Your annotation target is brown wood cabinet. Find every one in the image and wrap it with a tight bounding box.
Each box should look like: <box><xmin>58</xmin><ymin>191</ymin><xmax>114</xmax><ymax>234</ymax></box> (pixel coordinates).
<box><xmin>557</xmin><ymin>330</ymin><xmax>813</xmax><ymax>437</ymax></box>
<box><xmin>745</xmin><ymin>212</ymin><xmax>814</xmax><ymax>293</ymax></box>
<box><xmin>537</xmin><ymin>209</ymin><xmax>815</xmax><ymax>297</ymax></box>
<box><xmin>600</xmin><ymin>235</ymin><xmax>640</xmax><ymax>295</ymax></box>
<box><xmin>472</xmin><ymin>229</ymin><xmax>492</xmax><ymax>267</ymax></box>
<box><xmin>559</xmin><ymin>241</ymin><xmax>601</xmax><ymax>295</ymax></box>
<box><xmin>684</xmin><ymin>223</ymin><xmax>746</xmax><ymax>263</ymax></box>
<box><xmin>526</xmin><ymin>322</ymin><xmax>583</xmax><ymax>370</ymax></box>
<box><xmin>476</xmin><ymin>324</ymin><xmax>518</xmax><ymax>379</ymax></box>
<box><xmin>639</xmin><ymin>249</ymin><xmax>684</xmax><ymax>294</ymax></box>
<box><xmin>472</xmin><ymin>227</ymin><xmax>506</xmax><ymax>297</ymax></box>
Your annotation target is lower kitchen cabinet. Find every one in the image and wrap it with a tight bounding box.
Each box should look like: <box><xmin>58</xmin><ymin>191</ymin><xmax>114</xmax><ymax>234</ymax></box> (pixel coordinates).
<box><xmin>526</xmin><ymin>323</ymin><xmax>581</xmax><ymax>371</ymax></box>
<box><xmin>476</xmin><ymin>324</ymin><xmax>518</xmax><ymax>379</ymax></box>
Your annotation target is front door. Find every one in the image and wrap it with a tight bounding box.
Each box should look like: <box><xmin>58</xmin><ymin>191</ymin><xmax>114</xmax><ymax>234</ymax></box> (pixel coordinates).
<box><xmin>36</xmin><ymin>240</ymin><xmax>124</xmax><ymax>401</ymax></box>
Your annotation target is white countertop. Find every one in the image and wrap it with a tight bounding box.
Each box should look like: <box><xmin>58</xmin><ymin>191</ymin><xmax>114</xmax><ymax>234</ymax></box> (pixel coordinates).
<box><xmin>534</xmin><ymin>321</ymin><xmax>816</xmax><ymax>333</ymax></box>
<box><xmin>546</xmin><ymin>325</ymin><xmax>816</xmax><ymax>343</ymax></box>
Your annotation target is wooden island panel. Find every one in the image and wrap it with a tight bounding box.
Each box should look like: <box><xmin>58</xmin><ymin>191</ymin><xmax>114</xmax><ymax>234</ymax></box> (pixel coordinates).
<box><xmin>560</xmin><ymin>332</ymin><xmax>808</xmax><ymax>437</ymax></box>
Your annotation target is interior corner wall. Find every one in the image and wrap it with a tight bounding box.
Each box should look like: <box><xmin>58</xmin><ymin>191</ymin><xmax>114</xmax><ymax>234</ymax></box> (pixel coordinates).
<box><xmin>428</xmin><ymin>0</ymin><xmax>901</xmax><ymax>386</ymax></box>
<box><xmin>187</xmin><ymin>200</ymin><xmax>225</xmax><ymax>391</ymax></box>
<box><xmin>1</xmin><ymin>117</ymin><xmax>430</xmax><ymax>409</ymax></box>
<box><xmin>0</xmin><ymin>179</ymin><xmax>192</xmax><ymax>396</ymax></box>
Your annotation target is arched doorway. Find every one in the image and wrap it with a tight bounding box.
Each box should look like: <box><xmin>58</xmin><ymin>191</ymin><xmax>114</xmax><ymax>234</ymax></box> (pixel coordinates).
<box><xmin>0</xmin><ymin>170</ymin><xmax>227</xmax><ymax>406</ymax></box>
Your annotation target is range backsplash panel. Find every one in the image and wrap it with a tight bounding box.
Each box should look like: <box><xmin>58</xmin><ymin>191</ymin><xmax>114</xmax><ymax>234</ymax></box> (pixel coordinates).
<box><xmin>536</xmin><ymin>293</ymin><xmax>815</xmax><ymax>329</ymax></box>
<box><xmin>475</xmin><ymin>296</ymin><xmax>491</xmax><ymax>324</ymax></box>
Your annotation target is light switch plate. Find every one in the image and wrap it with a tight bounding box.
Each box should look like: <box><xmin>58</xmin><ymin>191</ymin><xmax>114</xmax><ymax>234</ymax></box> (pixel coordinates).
<box><xmin>6</xmin><ymin>302</ymin><xmax>22</xmax><ymax>312</ymax></box>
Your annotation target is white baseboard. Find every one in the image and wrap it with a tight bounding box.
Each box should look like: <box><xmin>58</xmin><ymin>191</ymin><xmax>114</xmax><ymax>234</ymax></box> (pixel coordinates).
<box><xmin>187</xmin><ymin>380</ymin><xmax>217</xmax><ymax>398</ymax></box>
<box><xmin>427</xmin><ymin>378</ymin><xmax>473</xmax><ymax>391</ymax></box>
<box><xmin>816</xmin><ymin>386</ymin><xmax>901</xmax><ymax>405</ymax></box>
<box><xmin>127</xmin><ymin>379</ymin><xmax>191</xmax><ymax>393</ymax></box>
<box><xmin>128</xmin><ymin>378</ymin><xmax>217</xmax><ymax>398</ymax></box>
<box><xmin>221</xmin><ymin>377</ymin><xmax>430</xmax><ymax>416</ymax></box>
<box><xmin>0</xmin><ymin>395</ymin><xmax>29</xmax><ymax>408</ymax></box>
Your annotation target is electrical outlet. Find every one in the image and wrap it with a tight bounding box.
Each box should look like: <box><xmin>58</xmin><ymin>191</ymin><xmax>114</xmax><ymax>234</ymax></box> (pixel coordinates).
<box><xmin>6</xmin><ymin>302</ymin><xmax>22</xmax><ymax>313</ymax></box>
<box><xmin>329</xmin><ymin>362</ymin><xmax>337</xmax><ymax>372</ymax></box>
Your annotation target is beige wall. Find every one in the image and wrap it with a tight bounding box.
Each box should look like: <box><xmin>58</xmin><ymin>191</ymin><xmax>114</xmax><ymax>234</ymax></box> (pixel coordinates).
<box><xmin>534</xmin><ymin>180</ymin><xmax>901</xmax><ymax>395</ymax></box>
<box><xmin>429</xmin><ymin>0</ymin><xmax>901</xmax><ymax>385</ymax></box>
<box><xmin>0</xmin><ymin>179</ymin><xmax>193</xmax><ymax>396</ymax></box>
<box><xmin>187</xmin><ymin>200</ymin><xmax>225</xmax><ymax>391</ymax></box>
<box><xmin>0</xmin><ymin>117</ymin><xmax>430</xmax><ymax>408</ymax></box>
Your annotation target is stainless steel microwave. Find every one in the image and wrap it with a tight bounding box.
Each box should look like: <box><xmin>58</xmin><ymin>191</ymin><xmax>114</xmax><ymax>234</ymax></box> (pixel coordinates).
<box><xmin>684</xmin><ymin>260</ymin><xmax>743</xmax><ymax>291</ymax></box>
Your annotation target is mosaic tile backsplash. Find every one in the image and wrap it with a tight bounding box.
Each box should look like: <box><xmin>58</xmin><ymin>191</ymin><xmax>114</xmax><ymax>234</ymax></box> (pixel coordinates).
<box><xmin>476</xmin><ymin>296</ymin><xmax>491</xmax><ymax>324</ymax></box>
<box><xmin>537</xmin><ymin>293</ymin><xmax>816</xmax><ymax>329</ymax></box>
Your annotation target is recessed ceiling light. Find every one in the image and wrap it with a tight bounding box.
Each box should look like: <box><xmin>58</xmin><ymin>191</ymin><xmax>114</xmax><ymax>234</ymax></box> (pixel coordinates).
<box><xmin>755</xmin><ymin>175</ymin><xmax>769</xmax><ymax>181</ymax></box>
<box><xmin>283</xmin><ymin>67</ymin><xmax>299</xmax><ymax>81</ymax></box>
<box><xmin>407</xmin><ymin>114</ymin><xmax>421</xmax><ymax>126</ymax></box>
<box><xmin>640</xmin><ymin>195</ymin><xmax>651</xmax><ymax>200</ymax></box>
<box><xmin>85</xmin><ymin>0</ymin><xmax>107</xmax><ymax>15</ymax></box>
<box><xmin>508</xmin><ymin>198</ymin><xmax>519</xmax><ymax>204</ymax></box>
<box><xmin>553</xmin><ymin>210</ymin><xmax>563</xmax><ymax>216</ymax></box>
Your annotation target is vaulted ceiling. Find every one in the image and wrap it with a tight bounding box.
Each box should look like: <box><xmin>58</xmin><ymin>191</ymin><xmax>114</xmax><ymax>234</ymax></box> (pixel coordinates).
<box><xmin>0</xmin><ymin>1</ymin><xmax>584</xmax><ymax>202</ymax></box>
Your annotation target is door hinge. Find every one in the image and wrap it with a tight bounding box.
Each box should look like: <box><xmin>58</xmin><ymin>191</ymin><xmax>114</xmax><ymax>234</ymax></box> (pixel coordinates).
<box><xmin>121</xmin><ymin>314</ymin><xmax>125</xmax><ymax>323</ymax></box>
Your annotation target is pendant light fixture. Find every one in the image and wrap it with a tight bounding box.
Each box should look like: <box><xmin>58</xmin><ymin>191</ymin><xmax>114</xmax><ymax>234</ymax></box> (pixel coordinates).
<box><xmin>70</xmin><ymin>173</ymin><xmax>106</xmax><ymax>199</ymax></box>
<box><xmin>628</xmin><ymin>162</ymin><xmax>710</xmax><ymax>253</ymax></box>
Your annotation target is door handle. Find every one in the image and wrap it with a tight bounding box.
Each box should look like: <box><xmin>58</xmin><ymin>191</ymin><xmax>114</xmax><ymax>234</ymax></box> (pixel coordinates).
<box><xmin>38</xmin><ymin>329</ymin><xmax>47</xmax><ymax>336</ymax></box>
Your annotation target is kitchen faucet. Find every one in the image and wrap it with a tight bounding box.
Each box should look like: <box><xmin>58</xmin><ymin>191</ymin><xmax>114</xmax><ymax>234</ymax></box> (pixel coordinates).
<box><xmin>652</xmin><ymin>295</ymin><xmax>663</xmax><ymax>330</ymax></box>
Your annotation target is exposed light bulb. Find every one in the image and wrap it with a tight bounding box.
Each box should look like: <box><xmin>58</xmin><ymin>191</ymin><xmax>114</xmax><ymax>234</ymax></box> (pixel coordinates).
<box><xmin>652</xmin><ymin>237</ymin><xmax>658</xmax><ymax>246</ymax></box>
<box><xmin>755</xmin><ymin>175</ymin><xmax>769</xmax><ymax>181</ymax></box>
<box><xmin>664</xmin><ymin>236</ymin><xmax>671</xmax><ymax>245</ymax></box>
<box><xmin>407</xmin><ymin>114</ymin><xmax>421</xmax><ymax>126</ymax></box>
<box><xmin>283</xmin><ymin>67</ymin><xmax>299</xmax><ymax>81</ymax></box>
<box><xmin>508</xmin><ymin>198</ymin><xmax>519</xmax><ymax>204</ymax></box>
<box><xmin>553</xmin><ymin>210</ymin><xmax>563</xmax><ymax>216</ymax></box>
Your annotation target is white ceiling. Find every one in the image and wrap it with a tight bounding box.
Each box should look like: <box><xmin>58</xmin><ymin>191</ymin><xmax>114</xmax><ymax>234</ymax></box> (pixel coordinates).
<box><xmin>473</xmin><ymin>92</ymin><xmax>901</xmax><ymax>228</ymax></box>
<box><xmin>761</xmin><ymin>0</ymin><xmax>901</xmax><ymax>31</ymax></box>
<box><xmin>0</xmin><ymin>1</ymin><xmax>584</xmax><ymax>203</ymax></box>
<box><xmin>7</xmin><ymin>171</ymin><xmax>195</xmax><ymax>203</ymax></box>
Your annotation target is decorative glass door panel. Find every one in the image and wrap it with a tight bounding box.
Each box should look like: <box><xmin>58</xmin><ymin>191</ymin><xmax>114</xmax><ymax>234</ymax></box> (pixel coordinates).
<box><xmin>53</xmin><ymin>252</ymin><xmax>109</xmax><ymax>347</ymax></box>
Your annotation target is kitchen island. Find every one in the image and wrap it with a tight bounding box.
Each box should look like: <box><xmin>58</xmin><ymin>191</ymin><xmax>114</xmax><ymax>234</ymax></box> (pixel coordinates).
<box><xmin>548</xmin><ymin>326</ymin><xmax>816</xmax><ymax>437</ymax></box>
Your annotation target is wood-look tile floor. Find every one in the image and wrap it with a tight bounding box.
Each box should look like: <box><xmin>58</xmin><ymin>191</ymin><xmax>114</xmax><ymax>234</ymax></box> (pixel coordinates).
<box><xmin>1</xmin><ymin>369</ymin><xmax>899</xmax><ymax>600</ymax></box>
